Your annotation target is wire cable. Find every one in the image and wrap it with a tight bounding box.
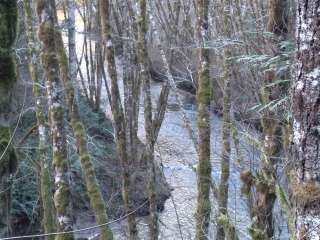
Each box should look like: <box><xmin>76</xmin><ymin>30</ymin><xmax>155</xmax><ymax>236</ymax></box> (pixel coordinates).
<box><xmin>0</xmin><ymin>200</ymin><xmax>148</xmax><ymax>240</ymax></box>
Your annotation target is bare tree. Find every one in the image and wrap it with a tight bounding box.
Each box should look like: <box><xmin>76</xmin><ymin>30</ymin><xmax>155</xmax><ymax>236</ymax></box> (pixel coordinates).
<box><xmin>99</xmin><ymin>0</ymin><xmax>138</xmax><ymax>239</ymax></box>
<box><xmin>136</xmin><ymin>0</ymin><xmax>159</xmax><ymax>238</ymax></box>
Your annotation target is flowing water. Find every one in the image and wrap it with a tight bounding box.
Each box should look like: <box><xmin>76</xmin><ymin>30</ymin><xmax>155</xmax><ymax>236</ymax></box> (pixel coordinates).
<box><xmin>100</xmin><ymin>77</ymin><xmax>261</xmax><ymax>239</ymax></box>
<box><xmin>60</xmin><ymin>12</ymin><xmax>288</xmax><ymax>240</ymax></box>
<box><xmin>131</xmin><ymin>84</ymin><xmax>288</xmax><ymax>240</ymax></box>
<box><xmin>134</xmin><ymin>84</ymin><xmax>256</xmax><ymax>240</ymax></box>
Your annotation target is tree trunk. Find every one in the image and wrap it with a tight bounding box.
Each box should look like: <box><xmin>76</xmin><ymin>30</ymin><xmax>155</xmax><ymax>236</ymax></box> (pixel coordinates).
<box><xmin>24</xmin><ymin>0</ymin><xmax>56</xmax><ymax>238</ymax></box>
<box><xmin>217</xmin><ymin>1</ymin><xmax>233</xmax><ymax>239</ymax></box>
<box><xmin>51</xmin><ymin>1</ymin><xmax>114</xmax><ymax>238</ymax></box>
<box><xmin>250</xmin><ymin>1</ymin><xmax>288</xmax><ymax>239</ymax></box>
<box><xmin>195</xmin><ymin>0</ymin><xmax>212</xmax><ymax>239</ymax></box>
<box><xmin>292</xmin><ymin>0</ymin><xmax>320</xmax><ymax>238</ymax></box>
<box><xmin>0</xmin><ymin>1</ymin><xmax>18</xmax><ymax>236</ymax></box>
<box><xmin>36</xmin><ymin>1</ymin><xmax>74</xmax><ymax>239</ymax></box>
<box><xmin>136</xmin><ymin>0</ymin><xmax>159</xmax><ymax>239</ymax></box>
<box><xmin>66</xmin><ymin>0</ymin><xmax>79</xmax><ymax>98</ymax></box>
<box><xmin>99</xmin><ymin>0</ymin><xmax>138</xmax><ymax>239</ymax></box>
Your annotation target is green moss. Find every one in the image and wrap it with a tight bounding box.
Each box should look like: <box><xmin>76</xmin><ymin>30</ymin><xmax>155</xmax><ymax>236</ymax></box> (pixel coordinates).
<box><xmin>0</xmin><ymin>127</ymin><xmax>10</xmax><ymax>145</ymax></box>
<box><xmin>0</xmin><ymin>126</ymin><xmax>17</xmax><ymax>175</ymax></box>
<box><xmin>137</xmin><ymin>0</ymin><xmax>147</xmax><ymax>37</ymax></box>
<box><xmin>249</xmin><ymin>227</ymin><xmax>267</xmax><ymax>240</ymax></box>
<box><xmin>0</xmin><ymin>1</ymin><xmax>18</xmax><ymax>48</ymax></box>
<box><xmin>53</xmin><ymin>153</ymin><xmax>68</xmax><ymax>172</ymax></box>
<box><xmin>197</xmin><ymin>67</ymin><xmax>211</xmax><ymax>104</ymax></box>
<box><xmin>0</xmin><ymin>127</ymin><xmax>12</xmax><ymax>154</ymax></box>
<box><xmin>275</xmin><ymin>184</ymin><xmax>294</xmax><ymax>235</ymax></box>
<box><xmin>54</xmin><ymin>185</ymin><xmax>70</xmax><ymax>213</ymax></box>
<box><xmin>41</xmin><ymin>52</ymin><xmax>59</xmax><ymax>75</ymax></box>
<box><xmin>195</xmin><ymin>33</ymin><xmax>212</xmax><ymax>239</ymax></box>
<box><xmin>254</xmin><ymin>171</ymin><xmax>275</xmax><ymax>194</ymax></box>
<box><xmin>276</xmin><ymin>184</ymin><xmax>290</xmax><ymax>212</ymax></box>
<box><xmin>40</xmin><ymin>163</ymin><xmax>56</xmax><ymax>239</ymax></box>
<box><xmin>217</xmin><ymin>214</ymin><xmax>239</xmax><ymax>240</ymax></box>
<box><xmin>24</xmin><ymin>1</ymin><xmax>56</xmax><ymax>236</ymax></box>
<box><xmin>56</xmin><ymin>40</ymin><xmax>68</xmax><ymax>68</ymax></box>
<box><xmin>0</xmin><ymin>52</ymin><xmax>16</xmax><ymax>83</ymax></box>
<box><xmin>217</xmin><ymin>214</ymin><xmax>229</xmax><ymax>226</ymax></box>
<box><xmin>0</xmin><ymin>2</ymin><xmax>17</xmax><ymax>103</ymax></box>
<box><xmin>197</xmin><ymin>158</ymin><xmax>212</xmax><ymax>177</ymax></box>
<box><xmin>38</xmin><ymin>22</ymin><xmax>55</xmax><ymax>47</ymax></box>
<box><xmin>73</xmin><ymin>121</ymin><xmax>86</xmax><ymax>140</ymax></box>
<box><xmin>0</xmin><ymin>3</ymin><xmax>19</xmax><ymax>227</ymax></box>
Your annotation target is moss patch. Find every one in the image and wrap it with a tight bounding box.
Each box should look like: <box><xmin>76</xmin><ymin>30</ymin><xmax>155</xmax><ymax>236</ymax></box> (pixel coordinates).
<box><xmin>0</xmin><ymin>0</ymin><xmax>17</xmax><ymax>108</ymax></box>
<box><xmin>0</xmin><ymin>126</ymin><xmax>17</xmax><ymax>175</ymax></box>
<box><xmin>291</xmin><ymin>175</ymin><xmax>320</xmax><ymax>208</ymax></box>
<box><xmin>0</xmin><ymin>1</ymin><xmax>18</xmax><ymax>48</ymax></box>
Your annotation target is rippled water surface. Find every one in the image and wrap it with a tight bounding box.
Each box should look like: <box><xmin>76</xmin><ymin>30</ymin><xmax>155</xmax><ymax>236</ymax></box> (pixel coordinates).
<box><xmin>61</xmin><ymin>11</ymin><xmax>288</xmax><ymax>239</ymax></box>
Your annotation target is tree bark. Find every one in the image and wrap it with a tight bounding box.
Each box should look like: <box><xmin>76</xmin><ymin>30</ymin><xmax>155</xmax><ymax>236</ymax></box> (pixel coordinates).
<box><xmin>136</xmin><ymin>0</ymin><xmax>159</xmax><ymax>238</ymax></box>
<box><xmin>217</xmin><ymin>1</ymin><xmax>233</xmax><ymax>239</ymax></box>
<box><xmin>51</xmin><ymin>1</ymin><xmax>114</xmax><ymax>238</ymax></box>
<box><xmin>66</xmin><ymin>0</ymin><xmax>79</xmax><ymax>98</ymax></box>
<box><xmin>292</xmin><ymin>0</ymin><xmax>320</xmax><ymax>239</ymax></box>
<box><xmin>195</xmin><ymin>0</ymin><xmax>212</xmax><ymax>239</ymax></box>
<box><xmin>24</xmin><ymin>0</ymin><xmax>56</xmax><ymax>238</ymax></box>
<box><xmin>37</xmin><ymin>1</ymin><xmax>74</xmax><ymax>239</ymax></box>
<box><xmin>99</xmin><ymin>0</ymin><xmax>138</xmax><ymax>239</ymax></box>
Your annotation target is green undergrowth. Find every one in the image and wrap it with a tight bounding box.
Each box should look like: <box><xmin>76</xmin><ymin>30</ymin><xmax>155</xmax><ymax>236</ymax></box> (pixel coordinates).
<box><xmin>11</xmin><ymin>95</ymin><xmax>118</xmax><ymax>230</ymax></box>
<box><xmin>12</xmin><ymin>93</ymin><xmax>170</xmax><ymax>233</ymax></box>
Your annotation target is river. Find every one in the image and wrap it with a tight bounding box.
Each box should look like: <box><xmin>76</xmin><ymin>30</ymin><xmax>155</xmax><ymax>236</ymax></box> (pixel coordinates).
<box><xmin>60</xmin><ymin>11</ymin><xmax>288</xmax><ymax>240</ymax></box>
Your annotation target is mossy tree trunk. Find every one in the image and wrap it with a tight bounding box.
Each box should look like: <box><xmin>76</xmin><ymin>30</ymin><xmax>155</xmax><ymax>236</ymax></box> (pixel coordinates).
<box><xmin>99</xmin><ymin>0</ymin><xmax>138</xmax><ymax>239</ymax></box>
<box><xmin>217</xmin><ymin>1</ymin><xmax>234</xmax><ymax>239</ymax></box>
<box><xmin>292</xmin><ymin>0</ymin><xmax>320</xmax><ymax>238</ymax></box>
<box><xmin>250</xmin><ymin>1</ymin><xmax>288</xmax><ymax>239</ymax></box>
<box><xmin>51</xmin><ymin>1</ymin><xmax>114</xmax><ymax>238</ymax></box>
<box><xmin>65</xmin><ymin>0</ymin><xmax>78</xmax><ymax>97</ymax></box>
<box><xmin>23</xmin><ymin>0</ymin><xmax>56</xmax><ymax>238</ymax></box>
<box><xmin>0</xmin><ymin>1</ymin><xmax>18</xmax><ymax>237</ymax></box>
<box><xmin>195</xmin><ymin>0</ymin><xmax>212</xmax><ymax>239</ymax></box>
<box><xmin>36</xmin><ymin>1</ymin><xmax>74</xmax><ymax>239</ymax></box>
